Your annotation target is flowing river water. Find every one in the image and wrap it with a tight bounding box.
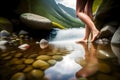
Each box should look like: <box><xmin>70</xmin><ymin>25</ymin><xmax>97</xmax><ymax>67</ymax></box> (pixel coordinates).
<box><xmin>0</xmin><ymin>28</ymin><xmax>120</xmax><ymax>80</ymax></box>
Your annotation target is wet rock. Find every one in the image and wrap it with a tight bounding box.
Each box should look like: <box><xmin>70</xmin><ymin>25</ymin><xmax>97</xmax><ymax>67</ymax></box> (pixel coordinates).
<box><xmin>48</xmin><ymin>59</ymin><xmax>57</xmax><ymax>66</ymax></box>
<box><xmin>36</xmin><ymin>55</ymin><xmax>51</xmax><ymax>61</ymax></box>
<box><xmin>18</xmin><ymin>43</ymin><xmax>30</xmax><ymax>51</ymax></box>
<box><xmin>0</xmin><ymin>30</ymin><xmax>10</xmax><ymax>39</ymax></box>
<box><xmin>14</xmin><ymin>53</ymin><xmax>23</xmax><ymax>58</ymax></box>
<box><xmin>111</xmin><ymin>26</ymin><xmax>120</xmax><ymax>44</ymax></box>
<box><xmin>99</xmin><ymin>24</ymin><xmax>117</xmax><ymax>38</ymax></box>
<box><xmin>10</xmin><ymin>72</ymin><xmax>26</xmax><ymax>80</ymax></box>
<box><xmin>20</xmin><ymin>13</ymin><xmax>52</xmax><ymax>30</ymax></box>
<box><xmin>15</xmin><ymin>64</ymin><xmax>26</xmax><ymax>71</ymax></box>
<box><xmin>28</xmin><ymin>69</ymin><xmax>44</xmax><ymax>80</ymax></box>
<box><xmin>98</xmin><ymin>63</ymin><xmax>111</xmax><ymax>73</ymax></box>
<box><xmin>3</xmin><ymin>56</ymin><xmax>12</xmax><ymax>60</ymax></box>
<box><xmin>36</xmin><ymin>39</ymin><xmax>49</xmax><ymax>49</ymax></box>
<box><xmin>32</xmin><ymin>60</ymin><xmax>50</xmax><ymax>70</ymax></box>
<box><xmin>0</xmin><ymin>40</ymin><xmax>8</xmax><ymax>45</ymax></box>
<box><xmin>12</xmin><ymin>59</ymin><xmax>23</xmax><ymax>65</ymax></box>
<box><xmin>24</xmin><ymin>59</ymin><xmax>34</xmax><ymax>64</ymax></box>
<box><xmin>97</xmin><ymin>44</ymin><xmax>116</xmax><ymax>59</ymax></box>
<box><xmin>111</xmin><ymin>44</ymin><xmax>120</xmax><ymax>64</ymax></box>
<box><xmin>19</xmin><ymin>30</ymin><xmax>28</xmax><ymax>35</ymax></box>
<box><xmin>10</xmin><ymin>72</ymin><xmax>25</xmax><ymax>80</ymax></box>
<box><xmin>28</xmin><ymin>54</ymin><xmax>38</xmax><ymax>58</ymax></box>
<box><xmin>23</xmin><ymin>65</ymin><xmax>33</xmax><ymax>73</ymax></box>
<box><xmin>52</xmin><ymin>55</ymin><xmax>63</xmax><ymax>61</ymax></box>
<box><xmin>1</xmin><ymin>52</ymin><xmax>9</xmax><ymax>57</ymax></box>
<box><xmin>0</xmin><ymin>17</ymin><xmax>13</xmax><ymax>32</ymax></box>
<box><xmin>0</xmin><ymin>45</ymin><xmax>7</xmax><ymax>52</ymax></box>
<box><xmin>95</xmin><ymin>39</ymin><xmax>104</xmax><ymax>44</ymax></box>
<box><xmin>97</xmin><ymin>74</ymin><xmax>117</xmax><ymax>80</ymax></box>
<box><xmin>94</xmin><ymin>0</ymin><xmax>120</xmax><ymax>30</ymax></box>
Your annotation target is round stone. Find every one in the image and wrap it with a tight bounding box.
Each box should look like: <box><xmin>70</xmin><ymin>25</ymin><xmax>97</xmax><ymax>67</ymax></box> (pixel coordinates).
<box><xmin>32</xmin><ymin>60</ymin><xmax>50</xmax><ymax>70</ymax></box>
<box><xmin>15</xmin><ymin>64</ymin><xmax>26</xmax><ymax>71</ymax></box>
<box><xmin>48</xmin><ymin>59</ymin><xmax>57</xmax><ymax>66</ymax></box>
<box><xmin>28</xmin><ymin>54</ymin><xmax>38</xmax><ymax>58</ymax></box>
<box><xmin>3</xmin><ymin>56</ymin><xmax>12</xmax><ymax>60</ymax></box>
<box><xmin>14</xmin><ymin>53</ymin><xmax>23</xmax><ymax>58</ymax></box>
<box><xmin>1</xmin><ymin>52</ymin><xmax>9</xmax><ymax>57</ymax></box>
<box><xmin>29</xmin><ymin>69</ymin><xmax>44</xmax><ymax>79</ymax></box>
<box><xmin>36</xmin><ymin>55</ymin><xmax>51</xmax><ymax>61</ymax></box>
<box><xmin>52</xmin><ymin>55</ymin><xmax>63</xmax><ymax>61</ymax></box>
<box><xmin>24</xmin><ymin>59</ymin><xmax>34</xmax><ymax>64</ymax></box>
<box><xmin>23</xmin><ymin>66</ymin><xmax>33</xmax><ymax>73</ymax></box>
<box><xmin>10</xmin><ymin>72</ymin><xmax>25</xmax><ymax>80</ymax></box>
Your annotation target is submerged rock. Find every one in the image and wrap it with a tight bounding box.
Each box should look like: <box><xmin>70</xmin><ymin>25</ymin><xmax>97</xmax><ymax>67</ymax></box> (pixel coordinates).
<box><xmin>10</xmin><ymin>72</ymin><xmax>26</xmax><ymax>80</ymax></box>
<box><xmin>99</xmin><ymin>24</ymin><xmax>117</xmax><ymax>38</ymax></box>
<box><xmin>28</xmin><ymin>69</ymin><xmax>44</xmax><ymax>79</ymax></box>
<box><xmin>32</xmin><ymin>60</ymin><xmax>50</xmax><ymax>70</ymax></box>
<box><xmin>36</xmin><ymin>55</ymin><xmax>51</xmax><ymax>60</ymax></box>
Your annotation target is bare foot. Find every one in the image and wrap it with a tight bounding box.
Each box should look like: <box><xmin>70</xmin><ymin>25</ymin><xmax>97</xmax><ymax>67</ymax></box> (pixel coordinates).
<box><xmin>91</xmin><ymin>31</ymin><xmax>100</xmax><ymax>42</ymax></box>
<box><xmin>75</xmin><ymin>39</ymin><xmax>88</xmax><ymax>43</ymax></box>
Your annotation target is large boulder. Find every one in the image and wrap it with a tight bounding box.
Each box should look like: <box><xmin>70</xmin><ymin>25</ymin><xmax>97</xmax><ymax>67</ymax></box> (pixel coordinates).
<box><xmin>20</xmin><ymin>13</ymin><xmax>52</xmax><ymax>30</ymax></box>
<box><xmin>99</xmin><ymin>23</ymin><xmax>117</xmax><ymax>38</ymax></box>
<box><xmin>94</xmin><ymin>0</ymin><xmax>120</xmax><ymax>43</ymax></box>
<box><xmin>94</xmin><ymin>0</ymin><xmax>120</xmax><ymax>30</ymax></box>
<box><xmin>111</xmin><ymin>26</ymin><xmax>120</xmax><ymax>44</ymax></box>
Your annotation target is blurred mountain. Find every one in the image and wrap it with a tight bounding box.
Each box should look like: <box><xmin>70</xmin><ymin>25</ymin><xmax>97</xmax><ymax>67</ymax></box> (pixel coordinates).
<box><xmin>17</xmin><ymin>0</ymin><xmax>84</xmax><ymax>28</ymax></box>
<box><xmin>58</xmin><ymin>3</ymin><xmax>76</xmax><ymax>18</ymax></box>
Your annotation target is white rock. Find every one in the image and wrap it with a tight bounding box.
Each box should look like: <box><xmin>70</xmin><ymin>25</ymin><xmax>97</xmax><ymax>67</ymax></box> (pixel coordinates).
<box><xmin>18</xmin><ymin>44</ymin><xmax>30</xmax><ymax>50</ymax></box>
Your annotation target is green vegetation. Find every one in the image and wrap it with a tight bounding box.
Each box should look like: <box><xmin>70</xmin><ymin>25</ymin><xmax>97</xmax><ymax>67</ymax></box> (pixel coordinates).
<box><xmin>52</xmin><ymin>22</ymin><xmax>65</xmax><ymax>29</ymax></box>
<box><xmin>93</xmin><ymin>0</ymin><xmax>103</xmax><ymax>13</ymax></box>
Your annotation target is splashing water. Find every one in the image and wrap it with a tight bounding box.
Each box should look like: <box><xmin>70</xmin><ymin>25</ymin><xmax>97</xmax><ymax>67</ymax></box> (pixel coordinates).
<box><xmin>49</xmin><ymin>28</ymin><xmax>85</xmax><ymax>42</ymax></box>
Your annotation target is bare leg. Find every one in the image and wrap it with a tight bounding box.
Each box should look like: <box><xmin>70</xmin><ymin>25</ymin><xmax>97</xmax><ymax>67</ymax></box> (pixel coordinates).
<box><xmin>85</xmin><ymin>0</ymin><xmax>100</xmax><ymax>42</ymax></box>
<box><xmin>77</xmin><ymin>12</ymin><xmax>99</xmax><ymax>42</ymax></box>
<box><xmin>76</xmin><ymin>0</ymin><xmax>99</xmax><ymax>43</ymax></box>
<box><xmin>76</xmin><ymin>25</ymin><xmax>90</xmax><ymax>43</ymax></box>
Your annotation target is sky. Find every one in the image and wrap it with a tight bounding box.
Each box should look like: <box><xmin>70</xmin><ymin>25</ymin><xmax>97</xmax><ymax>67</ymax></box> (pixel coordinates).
<box><xmin>55</xmin><ymin>0</ymin><xmax>76</xmax><ymax>9</ymax></box>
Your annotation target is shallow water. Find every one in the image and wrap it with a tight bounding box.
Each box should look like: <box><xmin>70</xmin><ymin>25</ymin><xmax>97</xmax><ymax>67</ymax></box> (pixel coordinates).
<box><xmin>0</xmin><ymin>28</ymin><xmax>120</xmax><ymax>80</ymax></box>
<box><xmin>0</xmin><ymin>39</ymin><xmax>120</xmax><ymax>80</ymax></box>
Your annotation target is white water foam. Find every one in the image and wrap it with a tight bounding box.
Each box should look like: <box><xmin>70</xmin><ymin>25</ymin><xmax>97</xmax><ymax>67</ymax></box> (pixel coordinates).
<box><xmin>49</xmin><ymin>28</ymin><xmax>85</xmax><ymax>42</ymax></box>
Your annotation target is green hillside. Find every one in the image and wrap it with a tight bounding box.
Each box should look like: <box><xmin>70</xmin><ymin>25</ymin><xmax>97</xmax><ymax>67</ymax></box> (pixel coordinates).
<box><xmin>17</xmin><ymin>0</ymin><xmax>84</xmax><ymax>28</ymax></box>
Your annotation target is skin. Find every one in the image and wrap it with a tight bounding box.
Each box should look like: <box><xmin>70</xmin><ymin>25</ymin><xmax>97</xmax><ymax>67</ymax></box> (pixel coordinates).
<box><xmin>76</xmin><ymin>0</ymin><xmax>99</xmax><ymax>43</ymax></box>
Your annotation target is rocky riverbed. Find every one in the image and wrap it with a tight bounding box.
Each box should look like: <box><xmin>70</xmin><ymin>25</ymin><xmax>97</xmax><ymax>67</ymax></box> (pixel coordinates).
<box><xmin>0</xmin><ymin>30</ymin><xmax>120</xmax><ymax>80</ymax></box>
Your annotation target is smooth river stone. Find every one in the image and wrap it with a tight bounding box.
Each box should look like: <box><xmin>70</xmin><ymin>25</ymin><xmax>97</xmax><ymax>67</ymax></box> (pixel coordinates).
<box><xmin>52</xmin><ymin>55</ymin><xmax>63</xmax><ymax>61</ymax></box>
<box><xmin>48</xmin><ymin>59</ymin><xmax>57</xmax><ymax>66</ymax></box>
<box><xmin>36</xmin><ymin>55</ymin><xmax>51</xmax><ymax>61</ymax></box>
<box><xmin>10</xmin><ymin>72</ymin><xmax>26</xmax><ymax>80</ymax></box>
<box><xmin>24</xmin><ymin>59</ymin><xmax>34</xmax><ymax>64</ymax></box>
<box><xmin>32</xmin><ymin>60</ymin><xmax>50</xmax><ymax>70</ymax></box>
<box><xmin>28</xmin><ymin>69</ymin><xmax>44</xmax><ymax>80</ymax></box>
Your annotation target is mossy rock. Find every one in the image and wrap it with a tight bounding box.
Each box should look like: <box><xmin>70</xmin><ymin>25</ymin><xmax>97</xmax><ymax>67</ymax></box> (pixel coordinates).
<box><xmin>52</xmin><ymin>22</ymin><xmax>65</xmax><ymax>29</ymax></box>
<box><xmin>0</xmin><ymin>17</ymin><xmax>13</xmax><ymax>32</ymax></box>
